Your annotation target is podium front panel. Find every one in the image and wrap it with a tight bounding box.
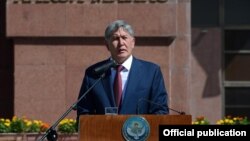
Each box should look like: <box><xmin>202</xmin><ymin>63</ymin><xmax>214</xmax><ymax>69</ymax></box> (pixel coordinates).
<box><xmin>79</xmin><ymin>115</ymin><xmax>191</xmax><ymax>141</ymax></box>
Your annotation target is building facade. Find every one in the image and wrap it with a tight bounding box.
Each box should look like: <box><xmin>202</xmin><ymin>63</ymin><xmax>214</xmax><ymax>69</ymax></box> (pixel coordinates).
<box><xmin>1</xmin><ymin>0</ymin><xmax>249</xmax><ymax>124</ymax></box>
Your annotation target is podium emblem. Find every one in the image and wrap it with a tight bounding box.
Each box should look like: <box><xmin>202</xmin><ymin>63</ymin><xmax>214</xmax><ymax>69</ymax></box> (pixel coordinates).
<box><xmin>122</xmin><ymin>116</ymin><xmax>150</xmax><ymax>141</ymax></box>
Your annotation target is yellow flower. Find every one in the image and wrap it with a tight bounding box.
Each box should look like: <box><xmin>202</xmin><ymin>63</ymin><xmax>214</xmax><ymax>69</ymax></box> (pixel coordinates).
<box><xmin>58</xmin><ymin>118</ymin><xmax>77</xmax><ymax>133</ymax></box>
<box><xmin>216</xmin><ymin>120</ymin><xmax>224</xmax><ymax>125</ymax></box>
<box><xmin>26</xmin><ymin>121</ymin><xmax>32</xmax><ymax>126</ymax></box>
<box><xmin>6</xmin><ymin>119</ymin><xmax>10</xmax><ymax>123</ymax></box>
<box><xmin>216</xmin><ymin>116</ymin><xmax>250</xmax><ymax>125</ymax></box>
<box><xmin>12</xmin><ymin>116</ymin><xmax>17</xmax><ymax>121</ymax></box>
<box><xmin>33</xmin><ymin>120</ymin><xmax>40</xmax><ymax>125</ymax></box>
<box><xmin>4</xmin><ymin>122</ymin><xmax>10</xmax><ymax>127</ymax></box>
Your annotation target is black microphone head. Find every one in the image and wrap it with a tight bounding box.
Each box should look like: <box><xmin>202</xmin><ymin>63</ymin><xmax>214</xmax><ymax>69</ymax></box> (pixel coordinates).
<box><xmin>110</xmin><ymin>59</ymin><xmax>118</xmax><ymax>67</ymax></box>
<box><xmin>180</xmin><ymin>111</ymin><xmax>186</xmax><ymax>115</ymax></box>
<box><xmin>93</xmin><ymin>60</ymin><xmax>117</xmax><ymax>76</ymax></box>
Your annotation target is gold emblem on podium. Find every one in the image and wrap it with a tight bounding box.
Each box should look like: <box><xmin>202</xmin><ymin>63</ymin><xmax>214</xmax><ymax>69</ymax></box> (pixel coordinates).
<box><xmin>122</xmin><ymin>116</ymin><xmax>150</xmax><ymax>141</ymax></box>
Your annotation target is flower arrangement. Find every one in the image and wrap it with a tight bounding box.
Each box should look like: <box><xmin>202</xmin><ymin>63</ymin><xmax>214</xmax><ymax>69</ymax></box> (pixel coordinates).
<box><xmin>0</xmin><ymin>116</ymin><xmax>50</xmax><ymax>133</ymax></box>
<box><xmin>0</xmin><ymin>116</ymin><xmax>77</xmax><ymax>134</ymax></box>
<box><xmin>58</xmin><ymin>118</ymin><xmax>77</xmax><ymax>134</ymax></box>
<box><xmin>0</xmin><ymin>118</ymin><xmax>11</xmax><ymax>133</ymax></box>
<box><xmin>216</xmin><ymin>116</ymin><xmax>250</xmax><ymax>125</ymax></box>
<box><xmin>192</xmin><ymin>116</ymin><xmax>210</xmax><ymax>125</ymax></box>
<box><xmin>192</xmin><ymin>115</ymin><xmax>250</xmax><ymax>125</ymax></box>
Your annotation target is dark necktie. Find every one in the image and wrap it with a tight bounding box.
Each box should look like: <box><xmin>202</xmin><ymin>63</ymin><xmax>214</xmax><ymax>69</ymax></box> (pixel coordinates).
<box><xmin>114</xmin><ymin>65</ymin><xmax>123</xmax><ymax>108</ymax></box>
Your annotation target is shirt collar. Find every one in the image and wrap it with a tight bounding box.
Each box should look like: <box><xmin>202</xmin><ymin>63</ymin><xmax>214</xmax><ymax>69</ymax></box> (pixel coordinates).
<box><xmin>121</xmin><ymin>55</ymin><xmax>133</xmax><ymax>71</ymax></box>
<box><xmin>110</xmin><ymin>55</ymin><xmax>133</xmax><ymax>71</ymax></box>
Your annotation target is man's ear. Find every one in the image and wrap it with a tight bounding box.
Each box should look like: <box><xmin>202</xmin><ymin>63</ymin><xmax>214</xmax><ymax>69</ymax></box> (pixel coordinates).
<box><xmin>132</xmin><ymin>37</ymin><xmax>135</xmax><ymax>49</ymax></box>
<box><xmin>105</xmin><ymin>41</ymin><xmax>110</xmax><ymax>51</ymax></box>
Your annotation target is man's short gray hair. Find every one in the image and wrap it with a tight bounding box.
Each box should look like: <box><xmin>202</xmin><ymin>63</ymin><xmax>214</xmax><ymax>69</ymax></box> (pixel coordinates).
<box><xmin>104</xmin><ymin>20</ymin><xmax>135</xmax><ymax>41</ymax></box>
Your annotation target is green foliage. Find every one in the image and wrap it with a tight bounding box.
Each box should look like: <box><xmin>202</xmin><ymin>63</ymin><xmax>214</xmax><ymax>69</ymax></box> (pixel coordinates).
<box><xmin>0</xmin><ymin>116</ymin><xmax>77</xmax><ymax>134</ymax></box>
<box><xmin>216</xmin><ymin>116</ymin><xmax>250</xmax><ymax>125</ymax></box>
<box><xmin>10</xmin><ymin>117</ymin><xmax>26</xmax><ymax>133</ymax></box>
<box><xmin>193</xmin><ymin>115</ymin><xmax>250</xmax><ymax>125</ymax></box>
<box><xmin>58</xmin><ymin>119</ymin><xmax>77</xmax><ymax>134</ymax></box>
<box><xmin>0</xmin><ymin>116</ymin><xmax>50</xmax><ymax>133</ymax></box>
<box><xmin>0</xmin><ymin>118</ymin><xmax>11</xmax><ymax>133</ymax></box>
<box><xmin>192</xmin><ymin>116</ymin><xmax>210</xmax><ymax>125</ymax></box>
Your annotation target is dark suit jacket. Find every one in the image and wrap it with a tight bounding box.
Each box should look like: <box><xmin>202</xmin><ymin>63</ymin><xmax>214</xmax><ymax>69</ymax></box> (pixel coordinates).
<box><xmin>77</xmin><ymin>57</ymin><xmax>169</xmax><ymax>117</ymax></box>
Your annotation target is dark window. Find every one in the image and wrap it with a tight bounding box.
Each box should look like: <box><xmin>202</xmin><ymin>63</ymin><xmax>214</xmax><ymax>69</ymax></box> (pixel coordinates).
<box><xmin>224</xmin><ymin>30</ymin><xmax>250</xmax><ymax>81</ymax></box>
<box><xmin>225</xmin><ymin>107</ymin><xmax>250</xmax><ymax>119</ymax></box>
<box><xmin>225</xmin><ymin>87</ymin><xmax>250</xmax><ymax>118</ymax></box>
<box><xmin>225</xmin><ymin>54</ymin><xmax>250</xmax><ymax>81</ymax></box>
<box><xmin>191</xmin><ymin>0</ymin><xmax>220</xmax><ymax>27</ymax></box>
<box><xmin>225</xmin><ymin>88</ymin><xmax>250</xmax><ymax>105</ymax></box>
<box><xmin>225</xmin><ymin>0</ymin><xmax>250</xmax><ymax>26</ymax></box>
<box><xmin>225</xmin><ymin>30</ymin><xmax>250</xmax><ymax>51</ymax></box>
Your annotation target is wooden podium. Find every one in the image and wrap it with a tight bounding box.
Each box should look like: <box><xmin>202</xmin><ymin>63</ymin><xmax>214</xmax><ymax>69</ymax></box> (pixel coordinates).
<box><xmin>79</xmin><ymin>115</ymin><xmax>191</xmax><ymax>141</ymax></box>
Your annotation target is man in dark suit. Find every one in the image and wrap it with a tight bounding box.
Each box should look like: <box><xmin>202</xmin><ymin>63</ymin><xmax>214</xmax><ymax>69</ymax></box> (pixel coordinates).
<box><xmin>77</xmin><ymin>20</ymin><xmax>169</xmax><ymax>118</ymax></box>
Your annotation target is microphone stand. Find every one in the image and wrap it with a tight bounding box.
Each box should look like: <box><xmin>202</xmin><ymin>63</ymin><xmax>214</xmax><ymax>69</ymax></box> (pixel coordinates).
<box><xmin>38</xmin><ymin>74</ymin><xmax>105</xmax><ymax>141</ymax></box>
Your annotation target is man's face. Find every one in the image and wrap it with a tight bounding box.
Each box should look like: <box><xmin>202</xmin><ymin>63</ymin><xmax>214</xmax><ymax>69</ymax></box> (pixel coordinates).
<box><xmin>106</xmin><ymin>27</ymin><xmax>135</xmax><ymax>64</ymax></box>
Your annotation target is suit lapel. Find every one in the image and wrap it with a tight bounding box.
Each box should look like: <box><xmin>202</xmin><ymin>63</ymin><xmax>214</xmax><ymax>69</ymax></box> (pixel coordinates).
<box><xmin>101</xmin><ymin>69</ymin><xmax>116</xmax><ymax>106</ymax></box>
<box><xmin>122</xmin><ymin>58</ymin><xmax>142</xmax><ymax>106</ymax></box>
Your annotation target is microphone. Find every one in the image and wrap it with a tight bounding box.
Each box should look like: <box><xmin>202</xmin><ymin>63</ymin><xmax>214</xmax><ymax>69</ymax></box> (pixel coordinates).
<box><xmin>137</xmin><ymin>98</ymin><xmax>185</xmax><ymax>115</ymax></box>
<box><xmin>93</xmin><ymin>60</ymin><xmax>117</xmax><ymax>76</ymax></box>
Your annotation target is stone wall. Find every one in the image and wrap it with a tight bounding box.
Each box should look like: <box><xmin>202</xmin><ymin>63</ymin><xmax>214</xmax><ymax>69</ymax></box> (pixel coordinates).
<box><xmin>6</xmin><ymin>0</ymin><xmax>193</xmax><ymax>124</ymax></box>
